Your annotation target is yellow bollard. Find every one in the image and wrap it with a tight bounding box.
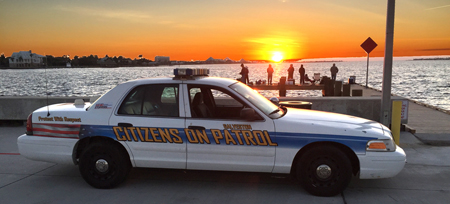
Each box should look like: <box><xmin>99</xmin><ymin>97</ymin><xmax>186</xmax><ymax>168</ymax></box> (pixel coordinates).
<box><xmin>391</xmin><ymin>101</ymin><xmax>402</xmax><ymax>145</ymax></box>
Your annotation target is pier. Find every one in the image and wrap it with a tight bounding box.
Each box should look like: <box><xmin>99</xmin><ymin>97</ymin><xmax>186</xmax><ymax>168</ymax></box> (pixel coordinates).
<box><xmin>247</xmin><ymin>76</ymin><xmax>350</xmax><ymax>97</ymax></box>
<box><xmin>248</xmin><ymin>84</ymin><xmax>324</xmax><ymax>91</ymax></box>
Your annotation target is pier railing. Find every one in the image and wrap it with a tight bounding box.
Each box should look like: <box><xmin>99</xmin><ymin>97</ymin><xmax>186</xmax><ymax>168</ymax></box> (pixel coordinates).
<box><xmin>248</xmin><ymin>79</ymin><xmax>349</xmax><ymax>97</ymax></box>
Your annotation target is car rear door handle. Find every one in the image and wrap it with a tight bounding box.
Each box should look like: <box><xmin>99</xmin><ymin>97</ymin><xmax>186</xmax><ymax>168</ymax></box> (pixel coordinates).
<box><xmin>118</xmin><ymin>123</ymin><xmax>133</xmax><ymax>127</ymax></box>
<box><xmin>188</xmin><ymin>126</ymin><xmax>205</xmax><ymax>130</ymax></box>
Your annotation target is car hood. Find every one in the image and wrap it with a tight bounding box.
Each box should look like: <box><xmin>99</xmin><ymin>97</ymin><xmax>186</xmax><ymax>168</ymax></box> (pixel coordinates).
<box><xmin>273</xmin><ymin>107</ymin><xmax>390</xmax><ymax>140</ymax></box>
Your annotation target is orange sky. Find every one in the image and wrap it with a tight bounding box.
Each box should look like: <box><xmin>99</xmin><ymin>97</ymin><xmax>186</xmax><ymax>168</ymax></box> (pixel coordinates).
<box><xmin>1</xmin><ymin>0</ymin><xmax>449</xmax><ymax>61</ymax></box>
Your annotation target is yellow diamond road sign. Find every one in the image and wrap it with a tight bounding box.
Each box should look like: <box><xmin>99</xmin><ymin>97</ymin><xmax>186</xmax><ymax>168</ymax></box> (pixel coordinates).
<box><xmin>361</xmin><ymin>37</ymin><xmax>378</xmax><ymax>54</ymax></box>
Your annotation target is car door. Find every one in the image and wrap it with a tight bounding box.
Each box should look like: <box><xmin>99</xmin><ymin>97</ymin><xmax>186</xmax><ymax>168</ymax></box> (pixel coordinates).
<box><xmin>184</xmin><ymin>84</ymin><xmax>277</xmax><ymax>172</ymax></box>
<box><xmin>109</xmin><ymin>83</ymin><xmax>187</xmax><ymax>169</ymax></box>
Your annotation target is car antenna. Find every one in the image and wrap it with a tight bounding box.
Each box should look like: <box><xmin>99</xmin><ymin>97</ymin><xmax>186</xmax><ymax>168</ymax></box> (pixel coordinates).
<box><xmin>45</xmin><ymin>55</ymin><xmax>50</xmax><ymax>116</ymax></box>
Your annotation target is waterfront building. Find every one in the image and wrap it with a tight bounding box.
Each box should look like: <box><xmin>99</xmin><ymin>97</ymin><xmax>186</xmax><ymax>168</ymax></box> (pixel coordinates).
<box><xmin>8</xmin><ymin>50</ymin><xmax>45</xmax><ymax>68</ymax></box>
<box><xmin>206</xmin><ymin>57</ymin><xmax>226</xmax><ymax>64</ymax></box>
<box><xmin>224</xmin><ymin>57</ymin><xmax>235</xmax><ymax>63</ymax></box>
<box><xmin>239</xmin><ymin>58</ymin><xmax>248</xmax><ymax>63</ymax></box>
<box><xmin>206</xmin><ymin>57</ymin><xmax>215</xmax><ymax>63</ymax></box>
<box><xmin>97</xmin><ymin>56</ymin><xmax>117</xmax><ymax>67</ymax></box>
<box><xmin>155</xmin><ymin>56</ymin><xmax>170</xmax><ymax>64</ymax></box>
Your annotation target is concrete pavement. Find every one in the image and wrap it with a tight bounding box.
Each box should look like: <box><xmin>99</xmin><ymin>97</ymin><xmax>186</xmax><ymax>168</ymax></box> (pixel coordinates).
<box><xmin>1</xmin><ymin>125</ymin><xmax>450</xmax><ymax>203</ymax></box>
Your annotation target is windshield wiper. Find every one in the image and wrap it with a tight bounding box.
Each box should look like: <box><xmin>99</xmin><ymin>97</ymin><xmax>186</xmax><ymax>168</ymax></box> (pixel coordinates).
<box><xmin>269</xmin><ymin>108</ymin><xmax>280</xmax><ymax>115</ymax></box>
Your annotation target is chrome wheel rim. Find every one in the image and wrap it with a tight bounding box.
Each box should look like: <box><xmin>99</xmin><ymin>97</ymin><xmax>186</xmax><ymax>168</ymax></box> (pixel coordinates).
<box><xmin>316</xmin><ymin>164</ymin><xmax>332</xmax><ymax>179</ymax></box>
<box><xmin>95</xmin><ymin>159</ymin><xmax>109</xmax><ymax>173</ymax></box>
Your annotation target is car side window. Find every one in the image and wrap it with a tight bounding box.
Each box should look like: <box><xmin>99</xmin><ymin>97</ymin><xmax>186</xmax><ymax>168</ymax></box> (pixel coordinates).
<box><xmin>189</xmin><ymin>88</ymin><xmax>201</xmax><ymax>103</ymax></box>
<box><xmin>211</xmin><ymin>89</ymin><xmax>242</xmax><ymax>107</ymax></box>
<box><xmin>118</xmin><ymin>84</ymin><xmax>179</xmax><ymax>117</ymax></box>
<box><xmin>161</xmin><ymin>86</ymin><xmax>178</xmax><ymax>104</ymax></box>
<box><xmin>188</xmin><ymin>85</ymin><xmax>250</xmax><ymax>120</ymax></box>
<box><xmin>118</xmin><ymin>86</ymin><xmax>145</xmax><ymax>115</ymax></box>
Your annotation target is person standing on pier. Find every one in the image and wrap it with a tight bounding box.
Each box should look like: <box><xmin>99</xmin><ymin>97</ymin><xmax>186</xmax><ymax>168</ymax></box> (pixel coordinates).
<box><xmin>299</xmin><ymin>64</ymin><xmax>305</xmax><ymax>84</ymax></box>
<box><xmin>330</xmin><ymin>63</ymin><xmax>339</xmax><ymax>81</ymax></box>
<box><xmin>287</xmin><ymin>64</ymin><xmax>294</xmax><ymax>79</ymax></box>
<box><xmin>244</xmin><ymin>66</ymin><xmax>250</xmax><ymax>84</ymax></box>
<box><xmin>267</xmin><ymin>64</ymin><xmax>274</xmax><ymax>85</ymax></box>
<box><xmin>239</xmin><ymin>63</ymin><xmax>249</xmax><ymax>84</ymax></box>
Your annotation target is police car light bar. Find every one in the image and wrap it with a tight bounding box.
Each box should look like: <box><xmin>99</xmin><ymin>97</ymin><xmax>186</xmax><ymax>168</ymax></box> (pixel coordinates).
<box><xmin>174</xmin><ymin>68</ymin><xmax>209</xmax><ymax>76</ymax></box>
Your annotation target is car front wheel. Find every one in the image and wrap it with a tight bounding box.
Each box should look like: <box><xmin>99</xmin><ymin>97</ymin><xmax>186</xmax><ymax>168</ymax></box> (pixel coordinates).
<box><xmin>79</xmin><ymin>142</ymin><xmax>131</xmax><ymax>189</ymax></box>
<box><xmin>297</xmin><ymin>145</ymin><xmax>352</xmax><ymax>197</ymax></box>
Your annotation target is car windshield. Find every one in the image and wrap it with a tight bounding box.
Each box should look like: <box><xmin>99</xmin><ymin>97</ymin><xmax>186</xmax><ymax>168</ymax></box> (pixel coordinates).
<box><xmin>229</xmin><ymin>82</ymin><xmax>284</xmax><ymax>119</ymax></box>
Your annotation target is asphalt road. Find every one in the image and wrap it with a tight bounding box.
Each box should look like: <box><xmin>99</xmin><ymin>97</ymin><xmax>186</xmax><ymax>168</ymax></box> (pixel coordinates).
<box><xmin>1</xmin><ymin>125</ymin><xmax>450</xmax><ymax>204</ymax></box>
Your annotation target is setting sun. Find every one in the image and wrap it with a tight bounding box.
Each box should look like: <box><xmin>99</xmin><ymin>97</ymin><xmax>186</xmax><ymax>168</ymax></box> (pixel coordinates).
<box><xmin>272</xmin><ymin>52</ymin><xmax>284</xmax><ymax>62</ymax></box>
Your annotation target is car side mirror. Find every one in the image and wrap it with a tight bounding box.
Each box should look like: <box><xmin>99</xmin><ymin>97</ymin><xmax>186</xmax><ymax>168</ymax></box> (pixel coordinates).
<box><xmin>270</xmin><ymin>97</ymin><xmax>280</xmax><ymax>106</ymax></box>
<box><xmin>240</xmin><ymin>108</ymin><xmax>256</xmax><ymax>121</ymax></box>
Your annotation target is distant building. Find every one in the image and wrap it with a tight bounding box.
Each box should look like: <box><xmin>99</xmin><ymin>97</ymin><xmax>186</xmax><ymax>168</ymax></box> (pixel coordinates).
<box><xmin>205</xmin><ymin>57</ymin><xmax>215</xmax><ymax>63</ymax></box>
<box><xmin>239</xmin><ymin>59</ymin><xmax>248</xmax><ymax>63</ymax></box>
<box><xmin>224</xmin><ymin>57</ymin><xmax>235</xmax><ymax>63</ymax></box>
<box><xmin>8</xmin><ymin>50</ymin><xmax>45</xmax><ymax>68</ymax></box>
<box><xmin>155</xmin><ymin>56</ymin><xmax>170</xmax><ymax>64</ymax></box>
<box><xmin>97</xmin><ymin>56</ymin><xmax>117</xmax><ymax>67</ymax></box>
<box><xmin>206</xmin><ymin>57</ymin><xmax>226</xmax><ymax>64</ymax></box>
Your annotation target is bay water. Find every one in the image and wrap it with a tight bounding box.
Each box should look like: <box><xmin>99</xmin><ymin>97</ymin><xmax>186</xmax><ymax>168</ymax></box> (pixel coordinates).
<box><xmin>1</xmin><ymin>60</ymin><xmax>449</xmax><ymax>111</ymax></box>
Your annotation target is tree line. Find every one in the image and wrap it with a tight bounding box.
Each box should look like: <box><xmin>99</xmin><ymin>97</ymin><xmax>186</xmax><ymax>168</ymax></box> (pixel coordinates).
<box><xmin>0</xmin><ymin>54</ymin><xmax>161</xmax><ymax>68</ymax></box>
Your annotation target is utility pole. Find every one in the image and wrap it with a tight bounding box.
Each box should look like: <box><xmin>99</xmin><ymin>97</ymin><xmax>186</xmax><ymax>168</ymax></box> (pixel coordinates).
<box><xmin>381</xmin><ymin>0</ymin><xmax>396</xmax><ymax>127</ymax></box>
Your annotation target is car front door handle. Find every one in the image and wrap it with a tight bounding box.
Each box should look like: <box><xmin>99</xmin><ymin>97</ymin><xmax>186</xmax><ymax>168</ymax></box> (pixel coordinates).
<box><xmin>188</xmin><ymin>126</ymin><xmax>205</xmax><ymax>130</ymax></box>
<box><xmin>118</xmin><ymin>123</ymin><xmax>133</xmax><ymax>127</ymax></box>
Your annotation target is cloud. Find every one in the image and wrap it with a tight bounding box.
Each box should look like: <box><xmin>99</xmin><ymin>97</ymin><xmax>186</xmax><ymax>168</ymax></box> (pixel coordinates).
<box><xmin>173</xmin><ymin>24</ymin><xmax>197</xmax><ymax>29</ymax></box>
<box><xmin>247</xmin><ymin>37</ymin><xmax>299</xmax><ymax>47</ymax></box>
<box><xmin>52</xmin><ymin>5</ymin><xmax>196</xmax><ymax>29</ymax></box>
<box><xmin>426</xmin><ymin>4</ymin><xmax>450</xmax><ymax>10</ymax></box>
<box><xmin>53</xmin><ymin>5</ymin><xmax>152</xmax><ymax>22</ymax></box>
<box><xmin>418</xmin><ymin>48</ymin><xmax>450</xmax><ymax>51</ymax></box>
<box><xmin>157</xmin><ymin>21</ymin><xmax>174</xmax><ymax>25</ymax></box>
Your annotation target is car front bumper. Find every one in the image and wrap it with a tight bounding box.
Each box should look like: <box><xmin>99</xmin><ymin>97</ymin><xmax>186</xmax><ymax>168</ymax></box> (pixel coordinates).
<box><xmin>358</xmin><ymin>145</ymin><xmax>406</xmax><ymax>179</ymax></box>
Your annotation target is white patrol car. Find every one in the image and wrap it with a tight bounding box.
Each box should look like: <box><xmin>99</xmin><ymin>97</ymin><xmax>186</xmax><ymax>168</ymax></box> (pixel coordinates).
<box><xmin>17</xmin><ymin>68</ymin><xmax>406</xmax><ymax>197</ymax></box>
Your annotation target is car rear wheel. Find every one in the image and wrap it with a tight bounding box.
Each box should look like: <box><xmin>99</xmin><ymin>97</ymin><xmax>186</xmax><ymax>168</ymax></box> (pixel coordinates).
<box><xmin>297</xmin><ymin>145</ymin><xmax>352</xmax><ymax>197</ymax></box>
<box><xmin>79</xmin><ymin>142</ymin><xmax>131</xmax><ymax>189</ymax></box>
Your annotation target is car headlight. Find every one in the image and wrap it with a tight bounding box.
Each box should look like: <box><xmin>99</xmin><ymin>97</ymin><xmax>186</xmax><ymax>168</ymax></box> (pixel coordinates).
<box><xmin>366</xmin><ymin>139</ymin><xmax>396</xmax><ymax>152</ymax></box>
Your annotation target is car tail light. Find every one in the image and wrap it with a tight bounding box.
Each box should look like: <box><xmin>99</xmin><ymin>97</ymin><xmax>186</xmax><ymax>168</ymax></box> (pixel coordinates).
<box><xmin>26</xmin><ymin>113</ymin><xmax>33</xmax><ymax>135</ymax></box>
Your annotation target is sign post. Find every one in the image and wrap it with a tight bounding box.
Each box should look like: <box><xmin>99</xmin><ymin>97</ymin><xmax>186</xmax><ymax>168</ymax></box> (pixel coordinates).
<box><xmin>360</xmin><ymin>37</ymin><xmax>378</xmax><ymax>88</ymax></box>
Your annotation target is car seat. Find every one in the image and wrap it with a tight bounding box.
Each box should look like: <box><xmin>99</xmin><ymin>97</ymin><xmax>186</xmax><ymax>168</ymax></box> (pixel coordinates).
<box><xmin>192</xmin><ymin>92</ymin><xmax>213</xmax><ymax>118</ymax></box>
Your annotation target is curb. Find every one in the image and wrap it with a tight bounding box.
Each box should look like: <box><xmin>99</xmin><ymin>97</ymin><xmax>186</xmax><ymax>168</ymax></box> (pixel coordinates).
<box><xmin>404</xmin><ymin>124</ymin><xmax>416</xmax><ymax>134</ymax></box>
<box><xmin>413</xmin><ymin>133</ymin><xmax>450</xmax><ymax>146</ymax></box>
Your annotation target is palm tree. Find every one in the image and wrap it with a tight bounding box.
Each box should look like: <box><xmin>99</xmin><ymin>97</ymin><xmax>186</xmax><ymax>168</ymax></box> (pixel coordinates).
<box><xmin>30</xmin><ymin>53</ymin><xmax>34</xmax><ymax>67</ymax></box>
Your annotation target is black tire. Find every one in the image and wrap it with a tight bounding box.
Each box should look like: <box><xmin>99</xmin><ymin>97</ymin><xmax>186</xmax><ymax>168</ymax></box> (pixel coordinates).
<box><xmin>297</xmin><ymin>145</ymin><xmax>352</xmax><ymax>197</ymax></box>
<box><xmin>79</xmin><ymin>142</ymin><xmax>131</xmax><ymax>189</ymax></box>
